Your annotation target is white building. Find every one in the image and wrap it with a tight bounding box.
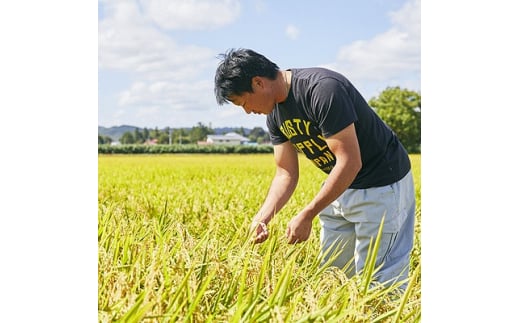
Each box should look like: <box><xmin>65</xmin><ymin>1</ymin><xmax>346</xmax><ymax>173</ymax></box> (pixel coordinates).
<box><xmin>206</xmin><ymin>132</ymin><xmax>250</xmax><ymax>145</ymax></box>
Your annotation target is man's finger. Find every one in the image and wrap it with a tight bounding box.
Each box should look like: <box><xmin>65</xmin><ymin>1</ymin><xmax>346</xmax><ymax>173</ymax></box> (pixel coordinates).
<box><xmin>253</xmin><ymin>233</ymin><xmax>267</xmax><ymax>244</ymax></box>
<box><xmin>286</xmin><ymin>229</ymin><xmax>298</xmax><ymax>244</ymax></box>
<box><xmin>252</xmin><ymin>221</ymin><xmax>268</xmax><ymax>233</ymax></box>
<box><xmin>251</xmin><ymin>221</ymin><xmax>269</xmax><ymax>244</ymax></box>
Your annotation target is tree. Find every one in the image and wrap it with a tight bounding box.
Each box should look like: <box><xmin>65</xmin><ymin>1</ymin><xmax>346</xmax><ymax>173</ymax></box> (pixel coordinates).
<box><xmin>120</xmin><ymin>131</ymin><xmax>136</xmax><ymax>144</ymax></box>
<box><xmin>98</xmin><ymin>135</ymin><xmax>112</xmax><ymax>145</ymax></box>
<box><xmin>236</xmin><ymin>127</ymin><xmax>246</xmax><ymax>136</ymax></box>
<box><xmin>143</xmin><ymin>127</ymin><xmax>150</xmax><ymax>141</ymax></box>
<box><xmin>158</xmin><ymin>127</ymin><xmax>171</xmax><ymax>145</ymax></box>
<box><xmin>158</xmin><ymin>132</ymin><xmax>170</xmax><ymax>144</ymax></box>
<box><xmin>151</xmin><ymin>127</ymin><xmax>160</xmax><ymax>139</ymax></box>
<box><xmin>172</xmin><ymin>128</ymin><xmax>189</xmax><ymax>144</ymax></box>
<box><xmin>368</xmin><ymin>87</ymin><xmax>421</xmax><ymax>153</ymax></box>
<box><xmin>249</xmin><ymin>127</ymin><xmax>270</xmax><ymax>144</ymax></box>
<box><xmin>190</xmin><ymin>122</ymin><xmax>214</xmax><ymax>143</ymax></box>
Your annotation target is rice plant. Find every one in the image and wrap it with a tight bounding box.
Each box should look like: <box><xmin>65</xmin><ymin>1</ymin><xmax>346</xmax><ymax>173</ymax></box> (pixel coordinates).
<box><xmin>98</xmin><ymin>154</ymin><xmax>421</xmax><ymax>322</ymax></box>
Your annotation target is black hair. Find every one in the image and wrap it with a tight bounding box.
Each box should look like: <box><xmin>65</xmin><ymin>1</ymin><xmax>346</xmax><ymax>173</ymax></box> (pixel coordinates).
<box><xmin>214</xmin><ymin>48</ymin><xmax>279</xmax><ymax>105</ymax></box>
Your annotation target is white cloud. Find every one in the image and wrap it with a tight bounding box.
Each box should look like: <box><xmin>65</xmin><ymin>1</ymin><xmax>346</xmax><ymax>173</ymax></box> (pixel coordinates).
<box><xmin>327</xmin><ymin>0</ymin><xmax>420</xmax><ymax>95</ymax></box>
<box><xmin>117</xmin><ymin>79</ymin><xmax>214</xmax><ymax>110</ymax></box>
<box><xmin>99</xmin><ymin>1</ymin><xmax>215</xmax><ymax>80</ymax></box>
<box><xmin>99</xmin><ymin>0</ymin><xmax>221</xmax><ymax>128</ymax></box>
<box><xmin>139</xmin><ymin>0</ymin><xmax>241</xmax><ymax>30</ymax></box>
<box><xmin>285</xmin><ymin>24</ymin><xmax>300</xmax><ymax>40</ymax></box>
<box><xmin>389</xmin><ymin>0</ymin><xmax>420</xmax><ymax>39</ymax></box>
<box><xmin>111</xmin><ymin>78</ymin><xmax>219</xmax><ymax>127</ymax></box>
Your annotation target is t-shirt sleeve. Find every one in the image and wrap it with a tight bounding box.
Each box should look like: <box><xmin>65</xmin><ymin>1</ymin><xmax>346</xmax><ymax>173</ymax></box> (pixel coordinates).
<box><xmin>310</xmin><ymin>77</ymin><xmax>358</xmax><ymax>138</ymax></box>
<box><xmin>266</xmin><ymin>115</ymin><xmax>288</xmax><ymax>145</ymax></box>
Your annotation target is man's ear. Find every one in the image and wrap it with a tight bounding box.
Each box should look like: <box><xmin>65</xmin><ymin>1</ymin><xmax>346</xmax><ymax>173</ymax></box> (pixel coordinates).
<box><xmin>251</xmin><ymin>76</ymin><xmax>263</xmax><ymax>90</ymax></box>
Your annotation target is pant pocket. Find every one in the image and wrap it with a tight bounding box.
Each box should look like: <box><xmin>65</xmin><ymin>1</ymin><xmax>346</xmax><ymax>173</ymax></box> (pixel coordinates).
<box><xmin>342</xmin><ymin>185</ymin><xmax>400</xmax><ymax>233</ymax></box>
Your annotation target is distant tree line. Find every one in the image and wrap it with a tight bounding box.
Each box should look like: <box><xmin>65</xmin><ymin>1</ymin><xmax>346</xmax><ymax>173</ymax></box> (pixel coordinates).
<box><xmin>98</xmin><ymin>122</ymin><xmax>271</xmax><ymax>145</ymax></box>
<box><xmin>99</xmin><ymin>87</ymin><xmax>420</xmax><ymax>153</ymax></box>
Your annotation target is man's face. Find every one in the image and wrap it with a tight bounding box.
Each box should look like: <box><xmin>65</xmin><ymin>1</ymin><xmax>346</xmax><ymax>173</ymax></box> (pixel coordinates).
<box><xmin>229</xmin><ymin>77</ymin><xmax>276</xmax><ymax>115</ymax></box>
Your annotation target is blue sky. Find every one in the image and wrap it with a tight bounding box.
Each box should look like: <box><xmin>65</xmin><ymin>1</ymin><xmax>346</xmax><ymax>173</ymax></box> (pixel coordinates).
<box><xmin>98</xmin><ymin>0</ymin><xmax>421</xmax><ymax>129</ymax></box>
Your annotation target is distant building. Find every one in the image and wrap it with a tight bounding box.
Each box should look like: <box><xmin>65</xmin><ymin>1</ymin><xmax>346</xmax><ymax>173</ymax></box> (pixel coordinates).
<box><xmin>206</xmin><ymin>132</ymin><xmax>250</xmax><ymax>145</ymax></box>
<box><xmin>144</xmin><ymin>139</ymin><xmax>158</xmax><ymax>145</ymax></box>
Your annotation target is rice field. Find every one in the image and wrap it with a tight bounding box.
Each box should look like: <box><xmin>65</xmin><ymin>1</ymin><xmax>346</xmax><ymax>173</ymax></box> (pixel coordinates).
<box><xmin>98</xmin><ymin>153</ymin><xmax>421</xmax><ymax>322</ymax></box>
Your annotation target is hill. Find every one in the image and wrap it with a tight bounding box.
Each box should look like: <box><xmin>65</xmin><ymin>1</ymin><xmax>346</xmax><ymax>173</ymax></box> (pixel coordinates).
<box><xmin>98</xmin><ymin>125</ymin><xmax>139</xmax><ymax>140</ymax></box>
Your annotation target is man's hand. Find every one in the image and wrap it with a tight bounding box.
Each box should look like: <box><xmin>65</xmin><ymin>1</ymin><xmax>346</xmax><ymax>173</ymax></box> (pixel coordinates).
<box><xmin>250</xmin><ymin>221</ymin><xmax>269</xmax><ymax>244</ymax></box>
<box><xmin>286</xmin><ymin>213</ymin><xmax>313</xmax><ymax>244</ymax></box>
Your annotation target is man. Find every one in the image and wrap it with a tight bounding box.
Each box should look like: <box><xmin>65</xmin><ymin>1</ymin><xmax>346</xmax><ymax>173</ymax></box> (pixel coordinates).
<box><xmin>214</xmin><ymin>48</ymin><xmax>415</xmax><ymax>287</ymax></box>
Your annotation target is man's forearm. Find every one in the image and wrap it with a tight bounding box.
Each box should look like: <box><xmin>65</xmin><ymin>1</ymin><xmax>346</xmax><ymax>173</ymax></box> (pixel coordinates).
<box><xmin>302</xmin><ymin>161</ymin><xmax>359</xmax><ymax>220</ymax></box>
<box><xmin>254</xmin><ymin>173</ymin><xmax>298</xmax><ymax>223</ymax></box>
<box><xmin>301</xmin><ymin>123</ymin><xmax>362</xmax><ymax>220</ymax></box>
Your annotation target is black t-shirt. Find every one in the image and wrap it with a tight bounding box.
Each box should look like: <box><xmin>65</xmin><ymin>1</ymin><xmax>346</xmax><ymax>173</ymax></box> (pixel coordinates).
<box><xmin>266</xmin><ymin>68</ymin><xmax>411</xmax><ymax>189</ymax></box>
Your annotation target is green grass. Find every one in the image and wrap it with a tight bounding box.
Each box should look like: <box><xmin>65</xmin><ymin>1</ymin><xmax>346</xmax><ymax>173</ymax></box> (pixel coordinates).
<box><xmin>99</xmin><ymin>154</ymin><xmax>421</xmax><ymax>322</ymax></box>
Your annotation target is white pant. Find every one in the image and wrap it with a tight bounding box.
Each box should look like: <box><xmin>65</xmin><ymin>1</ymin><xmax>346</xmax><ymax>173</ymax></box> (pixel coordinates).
<box><xmin>319</xmin><ymin>170</ymin><xmax>416</xmax><ymax>288</ymax></box>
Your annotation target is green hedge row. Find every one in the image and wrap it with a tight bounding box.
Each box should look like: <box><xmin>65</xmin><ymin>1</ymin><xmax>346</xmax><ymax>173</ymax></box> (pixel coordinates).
<box><xmin>98</xmin><ymin>144</ymin><xmax>274</xmax><ymax>154</ymax></box>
